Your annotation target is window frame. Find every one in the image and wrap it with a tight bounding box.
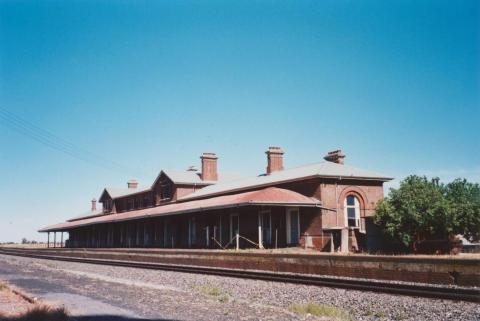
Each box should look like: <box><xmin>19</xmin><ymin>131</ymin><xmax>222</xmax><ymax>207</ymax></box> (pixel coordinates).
<box><xmin>160</xmin><ymin>182</ymin><xmax>173</xmax><ymax>201</ymax></box>
<box><xmin>344</xmin><ymin>195</ymin><xmax>360</xmax><ymax>228</ymax></box>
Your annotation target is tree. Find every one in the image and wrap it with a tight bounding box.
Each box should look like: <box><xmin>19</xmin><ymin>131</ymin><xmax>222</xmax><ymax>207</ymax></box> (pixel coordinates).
<box><xmin>445</xmin><ymin>179</ymin><xmax>480</xmax><ymax>243</ymax></box>
<box><xmin>374</xmin><ymin>175</ymin><xmax>480</xmax><ymax>251</ymax></box>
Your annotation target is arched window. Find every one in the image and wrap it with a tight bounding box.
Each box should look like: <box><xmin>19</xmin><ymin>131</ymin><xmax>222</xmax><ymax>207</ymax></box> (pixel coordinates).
<box><xmin>344</xmin><ymin>195</ymin><xmax>360</xmax><ymax>228</ymax></box>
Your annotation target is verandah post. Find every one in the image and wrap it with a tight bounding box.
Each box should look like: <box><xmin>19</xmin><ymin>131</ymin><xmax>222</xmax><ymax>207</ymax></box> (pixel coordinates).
<box><xmin>275</xmin><ymin>229</ymin><xmax>278</xmax><ymax>249</ymax></box>
<box><xmin>47</xmin><ymin>232</ymin><xmax>50</xmax><ymax>248</ymax></box>
<box><xmin>330</xmin><ymin>233</ymin><xmax>334</xmax><ymax>252</ymax></box>
<box><xmin>236</xmin><ymin>233</ymin><xmax>239</xmax><ymax>251</ymax></box>
<box><xmin>258</xmin><ymin>223</ymin><xmax>263</xmax><ymax>249</ymax></box>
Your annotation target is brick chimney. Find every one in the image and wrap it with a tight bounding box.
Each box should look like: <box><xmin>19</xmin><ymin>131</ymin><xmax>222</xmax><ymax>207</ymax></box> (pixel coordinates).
<box><xmin>127</xmin><ymin>179</ymin><xmax>138</xmax><ymax>189</ymax></box>
<box><xmin>266</xmin><ymin>146</ymin><xmax>284</xmax><ymax>175</ymax></box>
<box><xmin>324</xmin><ymin>150</ymin><xmax>346</xmax><ymax>165</ymax></box>
<box><xmin>200</xmin><ymin>153</ymin><xmax>218</xmax><ymax>181</ymax></box>
<box><xmin>91</xmin><ymin>198</ymin><xmax>97</xmax><ymax>212</ymax></box>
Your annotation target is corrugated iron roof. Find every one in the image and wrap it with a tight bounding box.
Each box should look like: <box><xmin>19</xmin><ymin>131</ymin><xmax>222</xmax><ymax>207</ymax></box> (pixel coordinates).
<box><xmin>162</xmin><ymin>169</ymin><xmax>204</xmax><ymax>184</ymax></box>
<box><xmin>67</xmin><ymin>209</ymin><xmax>104</xmax><ymax>222</ymax></box>
<box><xmin>99</xmin><ymin>186</ymin><xmax>151</xmax><ymax>201</ymax></box>
<box><xmin>154</xmin><ymin>169</ymin><xmax>244</xmax><ymax>186</ymax></box>
<box><xmin>38</xmin><ymin>187</ymin><xmax>321</xmax><ymax>232</ymax></box>
<box><xmin>179</xmin><ymin>161</ymin><xmax>393</xmax><ymax>201</ymax></box>
<box><xmin>98</xmin><ymin>171</ymin><xmax>244</xmax><ymax>202</ymax></box>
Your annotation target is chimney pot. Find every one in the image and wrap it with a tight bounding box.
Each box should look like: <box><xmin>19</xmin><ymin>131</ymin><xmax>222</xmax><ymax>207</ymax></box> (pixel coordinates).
<box><xmin>200</xmin><ymin>153</ymin><xmax>218</xmax><ymax>181</ymax></box>
<box><xmin>324</xmin><ymin>150</ymin><xmax>346</xmax><ymax>165</ymax></box>
<box><xmin>266</xmin><ymin>146</ymin><xmax>284</xmax><ymax>175</ymax></box>
<box><xmin>91</xmin><ymin>198</ymin><xmax>97</xmax><ymax>212</ymax></box>
<box><xmin>127</xmin><ymin>180</ymin><xmax>138</xmax><ymax>189</ymax></box>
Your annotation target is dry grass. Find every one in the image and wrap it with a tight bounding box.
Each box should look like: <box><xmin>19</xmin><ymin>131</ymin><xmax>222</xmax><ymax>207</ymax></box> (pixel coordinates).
<box><xmin>289</xmin><ymin>303</ymin><xmax>352</xmax><ymax>321</ymax></box>
<box><xmin>0</xmin><ymin>244</ymin><xmax>48</xmax><ymax>249</ymax></box>
<box><xmin>0</xmin><ymin>305</ymin><xmax>69</xmax><ymax>321</ymax></box>
<box><xmin>0</xmin><ymin>282</ymin><xmax>70</xmax><ymax>321</ymax></box>
<box><xmin>196</xmin><ymin>286</ymin><xmax>230</xmax><ymax>303</ymax></box>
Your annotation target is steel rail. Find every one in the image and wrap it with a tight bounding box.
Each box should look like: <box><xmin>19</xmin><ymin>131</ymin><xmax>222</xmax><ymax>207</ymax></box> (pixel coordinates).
<box><xmin>0</xmin><ymin>249</ymin><xmax>478</xmax><ymax>303</ymax></box>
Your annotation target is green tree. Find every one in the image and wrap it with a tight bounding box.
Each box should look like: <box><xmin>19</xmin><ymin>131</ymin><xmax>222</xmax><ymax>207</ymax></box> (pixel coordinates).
<box><xmin>445</xmin><ymin>179</ymin><xmax>480</xmax><ymax>242</ymax></box>
<box><xmin>374</xmin><ymin>175</ymin><xmax>480</xmax><ymax>251</ymax></box>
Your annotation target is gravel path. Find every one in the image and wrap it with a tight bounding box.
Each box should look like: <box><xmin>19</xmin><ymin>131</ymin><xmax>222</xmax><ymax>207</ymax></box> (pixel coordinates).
<box><xmin>0</xmin><ymin>254</ymin><xmax>478</xmax><ymax>321</ymax></box>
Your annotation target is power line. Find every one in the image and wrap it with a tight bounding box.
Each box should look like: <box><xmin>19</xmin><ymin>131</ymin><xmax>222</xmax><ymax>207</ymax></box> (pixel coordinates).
<box><xmin>0</xmin><ymin>107</ymin><xmax>140</xmax><ymax>176</ymax></box>
<box><xmin>0</xmin><ymin>107</ymin><xmax>142</xmax><ymax>178</ymax></box>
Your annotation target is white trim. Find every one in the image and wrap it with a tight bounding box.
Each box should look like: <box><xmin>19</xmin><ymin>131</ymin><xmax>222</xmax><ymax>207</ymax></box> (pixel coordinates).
<box><xmin>344</xmin><ymin>195</ymin><xmax>360</xmax><ymax>228</ymax></box>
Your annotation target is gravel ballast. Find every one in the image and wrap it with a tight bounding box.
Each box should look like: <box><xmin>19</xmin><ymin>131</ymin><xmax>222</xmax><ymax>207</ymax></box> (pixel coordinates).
<box><xmin>0</xmin><ymin>254</ymin><xmax>478</xmax><ymax>321</ymax></box>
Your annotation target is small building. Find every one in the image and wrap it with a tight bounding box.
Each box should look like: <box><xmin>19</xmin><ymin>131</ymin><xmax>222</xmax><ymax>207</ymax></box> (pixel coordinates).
<box><xmin>39</xmin><ymin>148</ymin><xmax>393</xmax><ymax>252</ymax></box>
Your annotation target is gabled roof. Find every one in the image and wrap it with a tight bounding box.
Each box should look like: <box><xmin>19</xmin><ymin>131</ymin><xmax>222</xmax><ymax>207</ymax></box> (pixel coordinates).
<box><xmin>179</xmin><ymin>161</ymin><xmax>393</xmax><ymax>201</ymax></box>
<box><xmin>38</xmin><ymin>187</ymin><xmax>322</xmax><ymax>232</ymax></box>
<box><xmin>152</xmin><ymin>169</ymin><xmax>244</xmax><ymax>187</ymax></box>
<box><xmin>99</xmin><ymin>186</ymin><xmax>151</xmax><ymax>202</ymax></box>
<box><xmin>156</xmin><ymin>170</ymin><xmax>207</xmax><ymax>186</ymax></box>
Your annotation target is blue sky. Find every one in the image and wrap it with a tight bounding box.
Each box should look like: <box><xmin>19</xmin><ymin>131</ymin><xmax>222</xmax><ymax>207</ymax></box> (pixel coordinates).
<box><xmin>0</xmin><ymin>1</ymin><xmax>478</xmax><ymax>242</ymax></box>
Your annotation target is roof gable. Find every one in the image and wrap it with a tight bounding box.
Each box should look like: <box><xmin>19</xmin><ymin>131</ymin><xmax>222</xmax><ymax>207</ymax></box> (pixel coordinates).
<box><xmin>98</xmin><ymin>188</ymin><xmax>112</xmax><ymax>202</ymax></box>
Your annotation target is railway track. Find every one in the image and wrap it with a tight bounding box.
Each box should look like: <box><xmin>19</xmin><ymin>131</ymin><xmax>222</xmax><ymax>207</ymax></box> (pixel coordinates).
<box><xmin>0</xmin><ymin>248</ymin><xmax>478</xmax><ymax>303</ymax></box>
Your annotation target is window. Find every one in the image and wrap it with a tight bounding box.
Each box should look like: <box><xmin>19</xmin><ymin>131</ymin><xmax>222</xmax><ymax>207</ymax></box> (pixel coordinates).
<box><xmin>143</xmin><ymin>196</ymin><xmax>151</xmax><ymax>208</ymax></box>
<box><xmin>286</xmin><ymin>208</ymin><xmax>300</xmax><ymax>245</ymax></box>
<box><xmin>127</xmin><ymin>199</ymin><xmax>133</xmax><ymax>211</ymax></box>
<box><xmin>344</xmin><ymin>195</ymin><xmax>360</xmax><ymax>228</ymax></box>
<box><xmin>103</xmin><ymin>199</ymin><xmax>112</xmax><ymax>212</ymax></box>
<box><xmin>161</xmin><ymin>183</ymin><xmax>172</xmax><ymax>200</ymax></box>
<box><xmin>135</xmin><ymin>198</ymin><xmax>141</xmax><ymax>209</ymax></box>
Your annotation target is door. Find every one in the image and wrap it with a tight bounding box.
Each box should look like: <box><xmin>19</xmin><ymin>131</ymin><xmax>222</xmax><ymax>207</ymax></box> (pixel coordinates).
<box><xmin>258</xmin><ymin>210</ymin><xmax>272</xmax><ymax>246</ymax></box>
<box><xmin>188</xmin><ymin>217</ymin><xmax>196</xmax><ymax>247</ymax></box>
<box><xmin>230</xmin><ymin>213</ymin><xmax>239</xmax><ymax>240</ymax></box>
<box><xmin>286</xmin><ymin>208</ymin><xmax>300</xmax><ymax>245</ymax></box>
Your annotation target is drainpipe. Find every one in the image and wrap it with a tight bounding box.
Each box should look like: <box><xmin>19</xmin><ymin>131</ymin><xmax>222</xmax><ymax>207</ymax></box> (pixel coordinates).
<box><xmin>335</xmin><ymin>180</ymin><xmax>339</xmax><ymax>227</ymax></box>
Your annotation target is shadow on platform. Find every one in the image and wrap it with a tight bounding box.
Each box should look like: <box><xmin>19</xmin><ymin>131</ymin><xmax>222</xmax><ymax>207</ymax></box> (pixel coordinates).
<box><xmin>72</xmin><ymin>316</ymin><xmax>177</xmax><ymax>321</ymax></box>
<box><xmin>0</xmin><ymin>315</ymin><xmax>177</xmax><ymax>321</ymax></box>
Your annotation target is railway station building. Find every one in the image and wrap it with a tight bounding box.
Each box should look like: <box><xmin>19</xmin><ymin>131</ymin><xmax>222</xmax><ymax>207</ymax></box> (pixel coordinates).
<box><xmin>39</xmin><ymin>148</ymin><xmax>393</xmax><ymax>253</ymax></box>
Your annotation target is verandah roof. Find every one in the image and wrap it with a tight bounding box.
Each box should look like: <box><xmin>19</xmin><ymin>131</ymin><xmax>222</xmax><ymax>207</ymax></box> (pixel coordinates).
<box><xmin>39</xmin><ymin>187</ymin><xmax>322</xmax><ymax>233</ymax></box>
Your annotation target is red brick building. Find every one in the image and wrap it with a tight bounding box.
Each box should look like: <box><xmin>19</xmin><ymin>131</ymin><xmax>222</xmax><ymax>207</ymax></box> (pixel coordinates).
<box><xmin>40</xmin><ymin>148</ymin><xmax>392</xmax><ymax>253</ymax></box>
